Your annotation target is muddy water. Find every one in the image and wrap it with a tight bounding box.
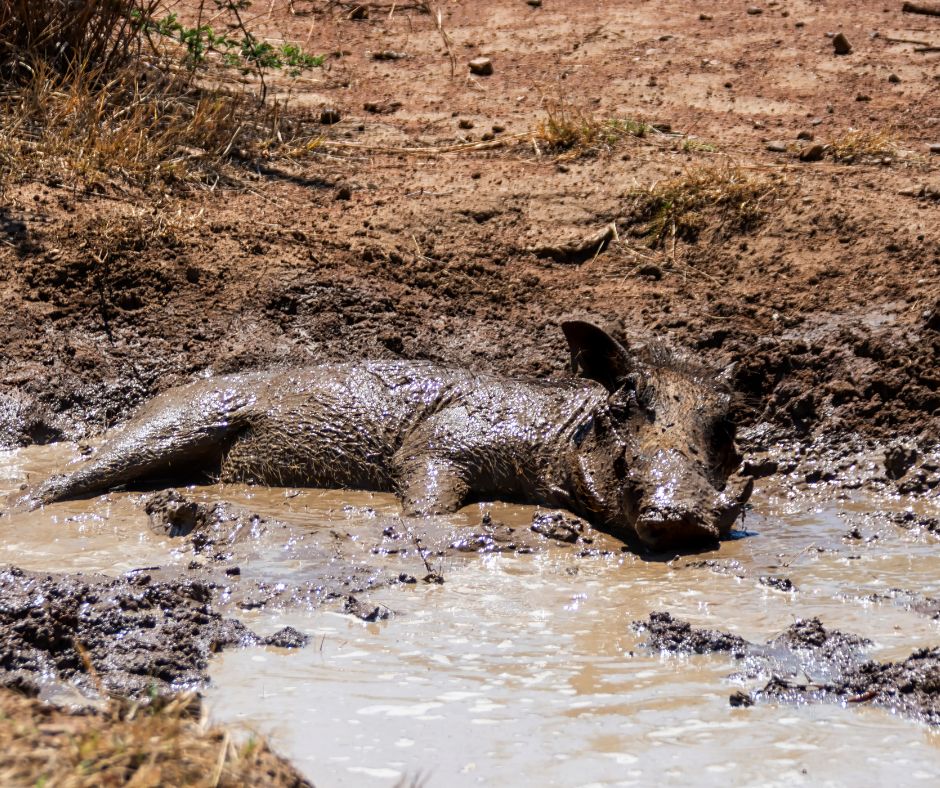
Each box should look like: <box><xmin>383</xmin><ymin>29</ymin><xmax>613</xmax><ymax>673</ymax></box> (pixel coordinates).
<box><xmin>2</xmin><ymin>445</ymin><xmax>940</xmax><ymax>786</ymax></box>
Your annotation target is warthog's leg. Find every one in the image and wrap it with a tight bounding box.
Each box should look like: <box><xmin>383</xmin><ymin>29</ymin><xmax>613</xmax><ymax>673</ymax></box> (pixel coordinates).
<box><xmin>23</xmin><ymin>383</ymin><xmax>254</xmax><ymax>509</ymax></box>
<box><xmin>395</xmin><ymin>456</ymin><xmax>471</xmax><ymax>516</ymax></box>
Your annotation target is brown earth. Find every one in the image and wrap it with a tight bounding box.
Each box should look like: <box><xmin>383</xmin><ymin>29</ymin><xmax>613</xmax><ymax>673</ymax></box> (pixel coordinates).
<box><xmin>0</xmin><ymin>0</ymin><xmax>938</xmax><ymax>497</ymax></box>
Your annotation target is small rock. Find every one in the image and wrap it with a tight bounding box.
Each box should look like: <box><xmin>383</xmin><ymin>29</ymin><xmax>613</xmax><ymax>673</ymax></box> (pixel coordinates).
<box><xmin>832</xmin><ymin>32</ymin><xmax>852</xmax><ymax>55</ymax></box>
<box><xmin>766</xmin><ymin>141</ymin><xmax>788</xmax><ymax>152</ymax></box>
<box><xmin>929</xmin><ymin>144</ymin><xmax>940</xmax><ymax>155</ymax></box>
<box><xmin>759</xmin><ymin>575</ymin><xmax>797</xmax><ymax>592</ymax></box>
<box><xmin>799</xmin><ymin>144</ymin><xmax>826</xmax><ymax>162</ymax></box>
<box><xmin>349</xmin><ymin>5</ymin><xmax>368</xmax><ymax>19</ymax></box>
<box><xmin>746</xmin><ymin>6</ymin><xmax>763</xmax><ymax>14</ymax></box>
<box><xmin>320</xmin><ymin>107</ymin><xmax>341</xmax><ymax>125</ymax></box>
<box><xmin>363</xmin><ymin>100</ymin><xmax>402</xmax><ymax>114</ymax></box>
<box><xmin>730</xmin><ymin>691</ymin><xmax>754</xmax><ymax>708</ymax></box>
<box><xmin>468</xmin><ymin>57</ymin><xmax>493</xmax><ymax>76</ymax></box>
<box><xmin>458</xmin><ymin>118</ymin><xmax>474</xmax><ymax>129</ymax></box>
<box><xmin>804</xmin><ymin>468</ymin><xmax>824</xmax><ymax>484</ymax></box>
<box><xmin>700</xmin><ymin>13</ymin><xmax>713</xmax><ymax>20</ymax></box>
<box><xmin>638</xmin><ymin>264</ymin><xmax>663</xmax><ymax>280</ymax></box>
<box><xmin>527</xmin><ymin>0</ymin><xmax>542</xmax><ymax>6</ymax></box>
<box><xmin>856</xmin><ymin>94</ymin><xmax>871</xmax><ymax>102</ymax></box>
<box><xmin>796</xmin><ymin>130</ymin><xmax>814</xmax><ymax>141</ymax></box>
<box><xmin>263</xmin><ymin>626</ymin><xmax>308</xmax><ymax>649</ymax></box>
<box><xmin>885</xmin><ymin>443</ymin><xmax>918</xmax><ymax>480</ymax></box>
<box><xmin>888</xmin><ymin>73</ymin><xmax>901</xmax><ymax>83</ymax></box>
<box><xmin>492</xmin><ymin>124</ymin><xmax>506</xmax><ymax>133</ymax></box>
<box><xmin>481</xmin><ymin>131</ymin><xmax>495</xmax><ymax>141</ymax></box>
<box><xmin>335</xmin><ymin>185</ymin><xmax>352</xmax><ymax>201</ymax></box>
<box><xmin>742</xmin><ymin>459</ymin><xmax>779</xmax><ymax>479</ymax></box>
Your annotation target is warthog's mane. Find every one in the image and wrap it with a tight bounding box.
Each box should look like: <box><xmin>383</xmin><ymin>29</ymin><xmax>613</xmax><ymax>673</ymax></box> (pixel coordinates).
<box><xmin>633</xmin><ymin>341</ymin><xmax>727</xmax><ymax>390</ymax></box>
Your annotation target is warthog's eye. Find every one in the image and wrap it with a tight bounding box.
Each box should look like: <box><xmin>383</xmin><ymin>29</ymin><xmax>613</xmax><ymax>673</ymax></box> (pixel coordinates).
<box><xmin>608</xmin><ymin>375</ymin><xmax>655</xmax><ymax>424</ymax></box>
<box><xmin>711</xmin><ymin>415</ymin><xmax>737</xmax><ymax>443</ymax></box>
<box><xmin>710</xmin><ymin>415</ymin><xmax>741</xmax><ymax>471</ymax></box>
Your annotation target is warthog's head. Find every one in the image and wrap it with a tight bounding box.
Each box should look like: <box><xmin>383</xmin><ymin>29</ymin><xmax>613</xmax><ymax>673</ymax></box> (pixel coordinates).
<box><xmin>562</xmin><ymin>321</ymin><xmax>752</xmax><ymax>552</ymax></box>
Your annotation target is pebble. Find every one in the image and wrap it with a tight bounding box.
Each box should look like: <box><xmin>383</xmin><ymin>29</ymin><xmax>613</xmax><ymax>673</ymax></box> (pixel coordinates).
<box><xmin>699</xmin><ymin>13</ymin><xmax>713</xmax><ymax>20</ymax></box>
<box><xmin>746</xmin><ymin>6</ymin><xmax>763</xmax><ymax>14</ymax></box>
<box><xmin>799</xmin><ymin>144</ymin><xmax>826</xmax><ymax>162</ymax></box>
<box><xmin>320</xmin><ymin>107</ymin><xmax>342</xmax><ymax>125</ymax></box>
<box><xmin>797</xmin><ymin>130</ymin><xmax>813</xmax><ymax>140</ymax></box>
<box><xmin>766</xmin><ymin>141</ymin><xmax>788</xmax><ymax>152</ymax></box>
<box><xmin>832</xmin><ymin>32</ymin><xmax>852</xmax><ymax>55</ymax></box>
<box><xmin>856</xmin><ymin>94</ymin><xmax>871</xmax><ymax>102</ymax></box>
<box><xmin>638</xmin><ymin>264</ymin><xmax>663</xmax><ymax>280</ymax></box>
<box><xmin>335</xmin><ymin>184</ymin><xmax>352</xmax><ymax>201</ymax></box>
<box><xmin>929</xmin><ymin>143</ymin><xmax>940</xmax><ymax>154</ymax></box>
<box><xmin>469</xmin><ymin>57</ymin><xmax>493</xmax><ymax>76</ymax></box>
<box><xmin>527</xmin><ymin>0</ymin><xmax>542</xmax><ymax>6</ymax></box>
<box><xmin>458</xmin><ymin>118</ymin><xmax>474</xmax><ymax>129</ymax></box>
<box><xmin>888</xmin><ymin>73</ymin><xmax>901</xmax><ymax>83</ymax></box>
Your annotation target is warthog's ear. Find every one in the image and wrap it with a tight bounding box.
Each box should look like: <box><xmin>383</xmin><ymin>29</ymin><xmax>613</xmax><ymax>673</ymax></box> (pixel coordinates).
<box><xmin>561</xmin><ymin>321</ymin><xmax>634</xmax><ymax>393</ymax></box>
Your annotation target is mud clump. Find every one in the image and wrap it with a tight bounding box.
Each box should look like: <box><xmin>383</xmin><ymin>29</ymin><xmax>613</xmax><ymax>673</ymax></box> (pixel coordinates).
<box><xmin>0</xmin><ymin>565</ymin><xmax>301</xmax><ymax>700</ymax></box>
<box><xmin>633</xmin><ymin>612</ymin><xmax>940</xmax><ymax>724</ymax></box>
<box><xmin>758</xmin><ymin>575</ymin><xmax>797</xmax><ymax>592</ymax></box>
<box><xmin>632</xmin><ymin>611</ymin><xmax>748</xmax><ymax>655</ymax></box>
<box><xmin>761</xmin><ymin>648</ymin><xmax>940</xmax><ymax>726</ymax></box>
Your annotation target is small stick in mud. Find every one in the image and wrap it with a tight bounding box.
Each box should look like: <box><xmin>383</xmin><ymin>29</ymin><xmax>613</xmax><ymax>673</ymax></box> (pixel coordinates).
<box><xmin>409</xmin><ymin>527</ymin><xmax>444</xmax><ymax>584</ymax></box>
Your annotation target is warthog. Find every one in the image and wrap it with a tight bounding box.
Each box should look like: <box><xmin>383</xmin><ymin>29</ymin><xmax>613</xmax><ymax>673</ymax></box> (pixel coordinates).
<box><xmin>22</xmin><ymin>322</ymin><xmax>751</xmax><ymax>551</ymax></box>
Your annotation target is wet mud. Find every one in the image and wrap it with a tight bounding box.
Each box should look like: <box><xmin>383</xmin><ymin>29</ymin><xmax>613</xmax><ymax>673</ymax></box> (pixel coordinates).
<box><xmin>635</xmin><ymin>612</ymin><xmax>940</xmax><ymax>725</ymax></box>
<box><xmin>0</xmin><ymin>564</ymin><xmax>307</xmax><ymax>702</ymax></box>
<box><xmin>0</xmin><ymin>486</ymin><xmax>619</xmax><ymax>704</ymax></box>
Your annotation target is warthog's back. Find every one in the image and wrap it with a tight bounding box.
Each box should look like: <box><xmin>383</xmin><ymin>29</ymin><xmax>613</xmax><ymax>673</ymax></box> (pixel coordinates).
<box><xmin>224</xmin><ymin>360</ymin><xmax>600</xmax><ymax>495</ymax></box>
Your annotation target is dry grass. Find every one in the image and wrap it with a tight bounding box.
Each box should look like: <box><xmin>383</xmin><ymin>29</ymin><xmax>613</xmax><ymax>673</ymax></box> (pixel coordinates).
<box><xmin>827</xmin><ymin>128</ymin><xmax>899</xmax><ymax>163</ymax></box>
<box><xmin>533</xmin><ymin>102</ymin><xmax>652</xmax><ymax>156</ymax></box>
<box><xmin>0</xmin><ymin>688</ymin><xmax>311</xmax><ymax>787</ymax></box>
<box><xmin>0</xmin><ymin>65</ymin><xmax>308</xmax><ymax>190</ymax></box>
<box><xmin>0</xmin><ymin>1</ymin><xmax>322</xmax><ymax>193</ymax></box>
<box><xmin>629</xmin><ymin>164</ymin><xmax>782</xmax><ymax>247</ymax></box>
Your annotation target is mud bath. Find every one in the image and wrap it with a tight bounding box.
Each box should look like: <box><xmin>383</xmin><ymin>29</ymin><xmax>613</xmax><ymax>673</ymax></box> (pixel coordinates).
<box><xmin>3</xmin><ymin>444</ymin><xmax>940</xmax><ymax>785</ymax></box>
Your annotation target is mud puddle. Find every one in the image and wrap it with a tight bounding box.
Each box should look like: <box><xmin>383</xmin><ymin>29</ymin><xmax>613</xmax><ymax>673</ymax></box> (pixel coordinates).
<box><xmin>2</xmin><ymin>444</ymin><xmax>940</xmax><ymax>785</ymax></box>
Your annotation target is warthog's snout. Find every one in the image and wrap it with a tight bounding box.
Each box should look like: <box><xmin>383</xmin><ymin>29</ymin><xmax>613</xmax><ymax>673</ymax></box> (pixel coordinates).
<box><xmin>635</xmin><ymin>504</ymin><xmax>719</xmax><ymax>551</ymax></box>
<box><xmin>631</xmin><ymin>450</ymin><xmax>754</xmax><ymax>552</ymax></box>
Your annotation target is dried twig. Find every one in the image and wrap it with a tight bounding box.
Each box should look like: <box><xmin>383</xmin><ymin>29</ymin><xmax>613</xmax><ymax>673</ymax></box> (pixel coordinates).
<box><xmin>902</xmin><ymin>1</ymin><xmax>940</xmax><ymax>17</ymax></box>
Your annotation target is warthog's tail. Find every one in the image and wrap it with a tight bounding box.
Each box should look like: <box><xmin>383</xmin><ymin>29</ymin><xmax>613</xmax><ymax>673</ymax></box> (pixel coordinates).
<box><xmin>22</xmin><ymin>380</ymin><xmax>258</xmax><ymax>509</ymax></box>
